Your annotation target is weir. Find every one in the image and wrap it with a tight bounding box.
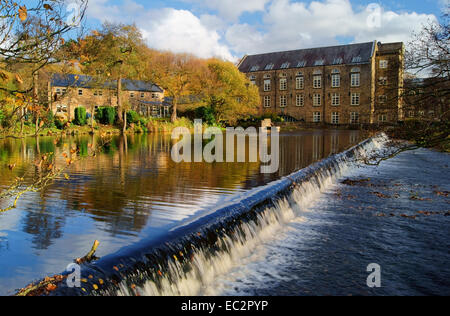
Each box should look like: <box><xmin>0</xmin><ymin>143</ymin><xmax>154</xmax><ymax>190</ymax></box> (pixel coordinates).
<box><xmin>49</xmin><ymin>134</ymin><xmax>388</xmax><ymax>296</ymax></box>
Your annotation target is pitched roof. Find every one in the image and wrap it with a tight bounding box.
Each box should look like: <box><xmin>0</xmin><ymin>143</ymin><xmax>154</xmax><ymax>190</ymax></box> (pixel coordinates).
<box><xmin>238</xmin><ymin>41</ymin><xmax>376</xmax><ymax>73</ymax></box>
<box><xmin>51</xmin><ymin>74</ymin><xmax>163</xmax><ymax>93</ymax></box>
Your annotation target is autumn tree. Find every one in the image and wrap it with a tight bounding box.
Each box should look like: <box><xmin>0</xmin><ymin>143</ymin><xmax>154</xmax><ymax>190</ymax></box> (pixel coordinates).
<box><xmin>145</xmin><ymin>51</ymin><xmax>204</xmax><ymax>123</ymax></box>
<box><xmin>0</xmin><ymin>0</ymin><xmax>87</xmax><ymax>135</ymax></box>
<box><xmin>202</xmin><ymin>59</ymin><xmax>260</xmax><ymax>126</ymax></box>
<box><xmin>76</xmin><ymin>23</ymin><xmax>146</xmax><ymax>133</ymax></box>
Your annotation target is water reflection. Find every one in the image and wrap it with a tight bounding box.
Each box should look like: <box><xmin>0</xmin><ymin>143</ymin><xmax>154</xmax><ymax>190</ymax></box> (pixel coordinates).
<box><xmin>0</xmin><ymin>130</ymin><xmax>363</xmax><ymax>294</ymax></box>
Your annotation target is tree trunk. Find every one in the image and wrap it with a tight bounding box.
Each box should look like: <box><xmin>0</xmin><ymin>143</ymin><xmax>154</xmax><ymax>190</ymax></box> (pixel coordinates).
<box><xmin>33</xmin><ymin>72</ymin><xmax>39</xmax><ymax>136</ymax></box>
<box><xmin>91</xmin><ymin>104</ymin><xmax>95</xmax><ymax>132</ymax></box>
<box><xmin>123</xmin><ymin>109</ymin><xmax>127</xmax><ymax>134</ymax></box>
<box><xmin>171</xmin><ymin>99</ymin><xmax>177</xmax><ymax>123</ymax></box>
<box><xmin>117</xmin><ymin>75</ymin><xmax>123</xmax><ymax>126</ymax></box>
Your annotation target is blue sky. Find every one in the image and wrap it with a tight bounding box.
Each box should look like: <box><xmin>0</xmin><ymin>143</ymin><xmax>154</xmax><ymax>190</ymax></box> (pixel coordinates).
<box><xmin>85</xmin><ymin>0</ymin><xmax>447</xmax><ymax>60</ymax></box>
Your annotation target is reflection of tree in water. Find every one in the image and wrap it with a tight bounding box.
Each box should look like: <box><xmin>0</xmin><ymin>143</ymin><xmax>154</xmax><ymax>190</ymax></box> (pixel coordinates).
<box><xmin>0</xmin><ymin>237</ymin><xmax>9</xmax><ymax>252</ymax></box>
<box><xmin>21</xmin><ymin>207</ymin><xmax>66</xmax><ymax>250</ymax></box>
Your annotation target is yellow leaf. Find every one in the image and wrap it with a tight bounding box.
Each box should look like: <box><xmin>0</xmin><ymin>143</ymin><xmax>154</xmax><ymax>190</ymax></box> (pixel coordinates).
<box><xmin>64</xmin><ymin>173</ymin><xmax>70</xmax><ymax>180</ymax></box>
<box><xmin>15</xmin><ymin>74</ymin><xmax>23</xmax><ymax>84</ymax></box>
<box><xmin>93</xmin><ymin>284</ymin><xmax>98</xmax><ymax>290</ymax></box>
<box><xmin>19</xmin><ymin>5</ymin><xmax>27</xmax><ymax>21</ymax></box>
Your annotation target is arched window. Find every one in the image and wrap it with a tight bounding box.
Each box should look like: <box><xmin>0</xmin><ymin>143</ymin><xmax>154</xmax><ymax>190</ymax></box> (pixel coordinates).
<box><xmin>331</xmin><ymin>69</ymin><xmax>340</xmax><ymax>74</ymax></box>
<box><xmin>313</xmin><ymin>69</ymin><xmax>322</xmax><ymax>75</ymax></box>
<box><xmin>263</xmin><ymin>74</ymin><xmax>271</xmax><ymax>79</ymax></box>
<box><xmin>351</xmin><ymin>67</ymin><xmax>360</xmax><ymax>73</ymax></box>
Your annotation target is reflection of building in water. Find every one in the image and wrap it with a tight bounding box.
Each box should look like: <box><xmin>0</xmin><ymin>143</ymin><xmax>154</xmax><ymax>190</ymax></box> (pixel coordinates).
<box><xmin>312</xmin><ymin>134</ymin><xmax>323</xmax><ymax>162</ymax></box>
<box><xmin>330</xmin><ymin>134</ymin><xmax>339</xmax><ymax>155</ymax></box>
<box><xmin>349</xmin><ymin>131</ymin><xmax>359</xmax><ymax>145</ymax></box>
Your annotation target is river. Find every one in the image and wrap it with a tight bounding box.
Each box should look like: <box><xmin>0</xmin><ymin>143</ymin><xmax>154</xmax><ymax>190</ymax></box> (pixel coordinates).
<box><xmin>0</xmin><ymin>130</ymin><xmax>362</xmax><ymax>295</ymax></box>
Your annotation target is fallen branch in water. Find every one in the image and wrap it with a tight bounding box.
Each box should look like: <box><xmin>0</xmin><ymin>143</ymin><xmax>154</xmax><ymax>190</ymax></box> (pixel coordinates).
<box><xmin>75</xmin><ymin>240</ymin><xmax>100</xmax><ymax>265</ymax></box>
<box><xmin>15</xmin><ymin>240</ymin><xmax>100</xmax><ymax>296</ymax></box>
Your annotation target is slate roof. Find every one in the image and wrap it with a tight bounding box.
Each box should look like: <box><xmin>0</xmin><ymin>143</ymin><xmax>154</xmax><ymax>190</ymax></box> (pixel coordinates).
<box><xmin>238</xmin><ymin>41</ymin><xmax>376</xmax><ymax>73</ymax></box>
<box><xmin>51</xmin><ymin>74</ymin><xmax>163</xmax><ymax>93</ymax></box>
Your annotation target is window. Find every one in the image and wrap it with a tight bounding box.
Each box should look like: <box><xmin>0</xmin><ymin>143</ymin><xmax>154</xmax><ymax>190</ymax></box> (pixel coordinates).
<box><xmin>378</xmin><ymin>114</ymin><xmax>387</xmax><ymax>122</ymax></box>
<box><xmin>313</xmin><ymin>75</ymin><xmax>322</xmax><ymax>88</ymax></box>
<box><xmin>296</xmin><ymin>94</ymin><xmax>304</xmax><ymax>107</ymax></box>
<box><xmin>250</xmin><ymin>65</ymin><xmax>260</xmax><ymax>72</ymax></box>
<box><xmin>409</xmin><ymin>111</ymin><xmax>415</xmax><ymax>118</ymax></box>
<box><xmin>264</xmin><ymin>96</ymin><xmax>271</xmax><ymax>108</ymax></box>
<box><xmin>280</xmin><ymin>95</ymin><xmax>287</xmax><ymax>108</ymax></box>
<box><xmin>296</xmin><ymin>75</ymin><xmax>304</xmax><ymax>89</ymax></box>
<box><xmin>313</xmin><ymin>94</ymin><xmax>321</xmax><ymax>106</ymax></box>
<box><xmin>332</xmin><ymin>58</ymin><xmax>343</xmax><ymax>65</ymax></box>
<box><xmin>418</xmin><ymin>111</ymin><xmax>425</xmax><ymax>117</ymax></box>
<box><xmin>331</xmin><ymin>93</ymin><xmax>340</xmax><ymax>106</ymax></box>
<box><xmin>130</xmin><ymin>92</ymin><xmax>135</xmax><ymax>98</ymax></box>
<box><xmin>351</xmin><ymin>73</ymin><xmax>360</xmax><ymax>87</ymax></box>
<box><xmin>380</xmin><ymin>60</ymin><xmax>388</xmax><ymax>69</ymax></box>
<box><xmin>378</xmin><ymin>95</ymin><xmax>387</xmax><ymax>103</ymax></box>
<box><xmin>297</xmin><ymin>61</ymin><xmax>306</xmax><ymax>68</ymax></box>
<box><xmin>280</xmin><ymin>62</ymin><xmax>290</xmax><ymax>69</ymax></box>
<box><xmin>379</xmin><ymin>77</ymin><xmax>388</xmax><ymax>85</ymax></box>
<box><xmin>331</xmin><ymin>70</ymin><xmax>340</xmax><ymax>88</ymax></box>
<box><xmin>351</xmin><ymin>93</ymin><xmax>360</xmax><ymax>106</ymax></box>
<box><xmin>141</xmin><ymin>92</ymin><xmax>145</xmax><ymax>98</ymax></box>
<box><xmin>280</xmin><ymin>78</ymin><xmax>287</xmax><ymax>91</ymax></box>
<box><xmin>264</xmin><ymin>79</ymin><xmax>271</xmax><ymax>91</ymax></box>
<box><xmin>350</xmin><ymin>112</ymin><xmax>359</xmax><ymax>124</ymax></box>
<box><xmin>352</xmin><ymin>56</ymin><xmax>362</xmax><ymax>63</ymax></box>
<box><xmin>152</xmin><ymin>93</ymin><xmax>158</xmax><ymax>99</ymax></box>
<box><xmin>62</xmin><ymin>88</ymin><xmax>67</xmax><ymax>94</ymax></box>
<box><xmin>313</xmin><ymin>112</ymin><xmax>322</xmax><ymax>123</ymax></box>
<box><xmin>331</xmin><ymin>112</ymin><xmax>340</xmax><ymax>125</ymax></box>
<box><xmin>265</xmin><ymin>63</ymin><xmax>274</xmax><ymax>70</ymax></box>
<box><xmin>56</xmin><ymin>88</ymin><xmax>61</xmax><ymax>95</ymax></box>
<box><xmin>250</xmin><ymin>80</ymin><xmax>256</xmax><ymax>85</ymax></box>
<box><xmin>78</xmin><ymin>89</ymin><xmax>83</xmax><ymax>96</ymax></box>
<box><xmin>314</xmin><ymin>60</ymin><xmax>325</xmax><ymax>66</ymax></box>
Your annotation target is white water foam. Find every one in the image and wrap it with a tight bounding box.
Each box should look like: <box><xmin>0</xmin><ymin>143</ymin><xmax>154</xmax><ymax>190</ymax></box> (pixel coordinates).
<box><xmin>116</xmin><ymin>135</ymin><xmax>388</xmax><ymax>296</ymax></box>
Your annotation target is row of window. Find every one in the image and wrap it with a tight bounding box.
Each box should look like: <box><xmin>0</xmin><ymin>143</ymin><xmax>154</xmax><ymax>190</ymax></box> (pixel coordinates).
<box><xmin>309</xmin><ymin>112</ymin><xmax>360</xmax><ymax>124</ymax></box>
<box><xmin>249</xmin><ymin>59</ymin><xmax>389</xmax><ymax>72</ymax></box>
<box><xmin>255</xmin><ymin>70</ymin><xmax>362</xmax><ymax>91</ymax></box>
<box><xmin>303</xmin><ymin>112</ymin><xmax>388</xmax><ymax>124</ymax></box>
<box><xmin>56</xmin><ymin>88</ymin><xmax>159</xmax><ymax>99</ymax></box>
<box><xmin>263</xmin><ymin>93</ymin><xmax>363</xmax><ymax>107</ymax></box>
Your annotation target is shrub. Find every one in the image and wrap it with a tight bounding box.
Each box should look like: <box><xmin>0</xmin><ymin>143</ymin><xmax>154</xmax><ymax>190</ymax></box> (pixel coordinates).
<box><xmin>74</xmin><ymin>107</ymin><xmax>87</xmax><ymax>126</ymax></box>
<box><xmin>126</xmin><ymin>110</ymin><xmax>140</xmax><ymax>126</ymax></box>
<box><xmin>43</xmin><ymin>110</ymin><xmax>55</xmax><ymax>128</ymax></box>
<box><xmin>0</xmin><ymin>109</ymin><xmax>4</xmax><ymax>127</ymax></box>
<box><xmin>96</xmin><ymin>107</ymin><xmax>116</xmax><ymax>125</ymax></box>
<box><xmin>195</xmin><ymin>106</ymin><xmax>217</xmax><ymax>126</ymax></box>
<box><xmin>54</xmin><ymin>117</ymin><xmax>67</xmax><ymax>130</ymax></box>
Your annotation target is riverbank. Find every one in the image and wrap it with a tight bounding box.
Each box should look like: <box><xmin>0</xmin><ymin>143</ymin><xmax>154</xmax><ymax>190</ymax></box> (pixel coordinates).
<box><xmin>0</xmin><ymin>117</ymin><xmax>201</xmax><ymax>139</ymax></box>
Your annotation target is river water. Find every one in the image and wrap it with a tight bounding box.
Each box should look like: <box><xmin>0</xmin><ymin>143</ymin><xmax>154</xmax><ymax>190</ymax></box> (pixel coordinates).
<box><xmin>0</xmin><ymin>130</ymin><xmax>362</xmax><ymax>295</ymax></box>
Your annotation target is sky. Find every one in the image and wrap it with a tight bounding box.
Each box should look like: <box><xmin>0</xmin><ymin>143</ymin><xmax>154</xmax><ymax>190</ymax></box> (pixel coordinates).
<box><xmin>84</xmin><ymin>0</ymin><xmax>448</xmax><ymax>61</ymax></box>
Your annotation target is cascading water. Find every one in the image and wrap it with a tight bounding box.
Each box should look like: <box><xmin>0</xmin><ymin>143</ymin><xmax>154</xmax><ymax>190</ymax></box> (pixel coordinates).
<box><xmin>50</xmin><ymin>134</ymin><xmax>388</xmax><ymax>296</ymax></box>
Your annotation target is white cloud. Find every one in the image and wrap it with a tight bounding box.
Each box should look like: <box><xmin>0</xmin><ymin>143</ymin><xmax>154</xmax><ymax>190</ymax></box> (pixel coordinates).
<box><xmin>183</xmin><ymin>0</ymin><xmax>270</xmax><ymax>21</ymax></box>
<box><xmin>226</xmin><ymin>0</ymin><xmax>437</xmax><ymax>55</ymax></box>
<box><xmin>86</xmin><ymin>0</ymin><xmax>438</xmax><ymax>61</ymax></box>
<box><xmin>87</xmin><ymin>0</ymin><xmax>235</xmax><ymax>61</ymax></box>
